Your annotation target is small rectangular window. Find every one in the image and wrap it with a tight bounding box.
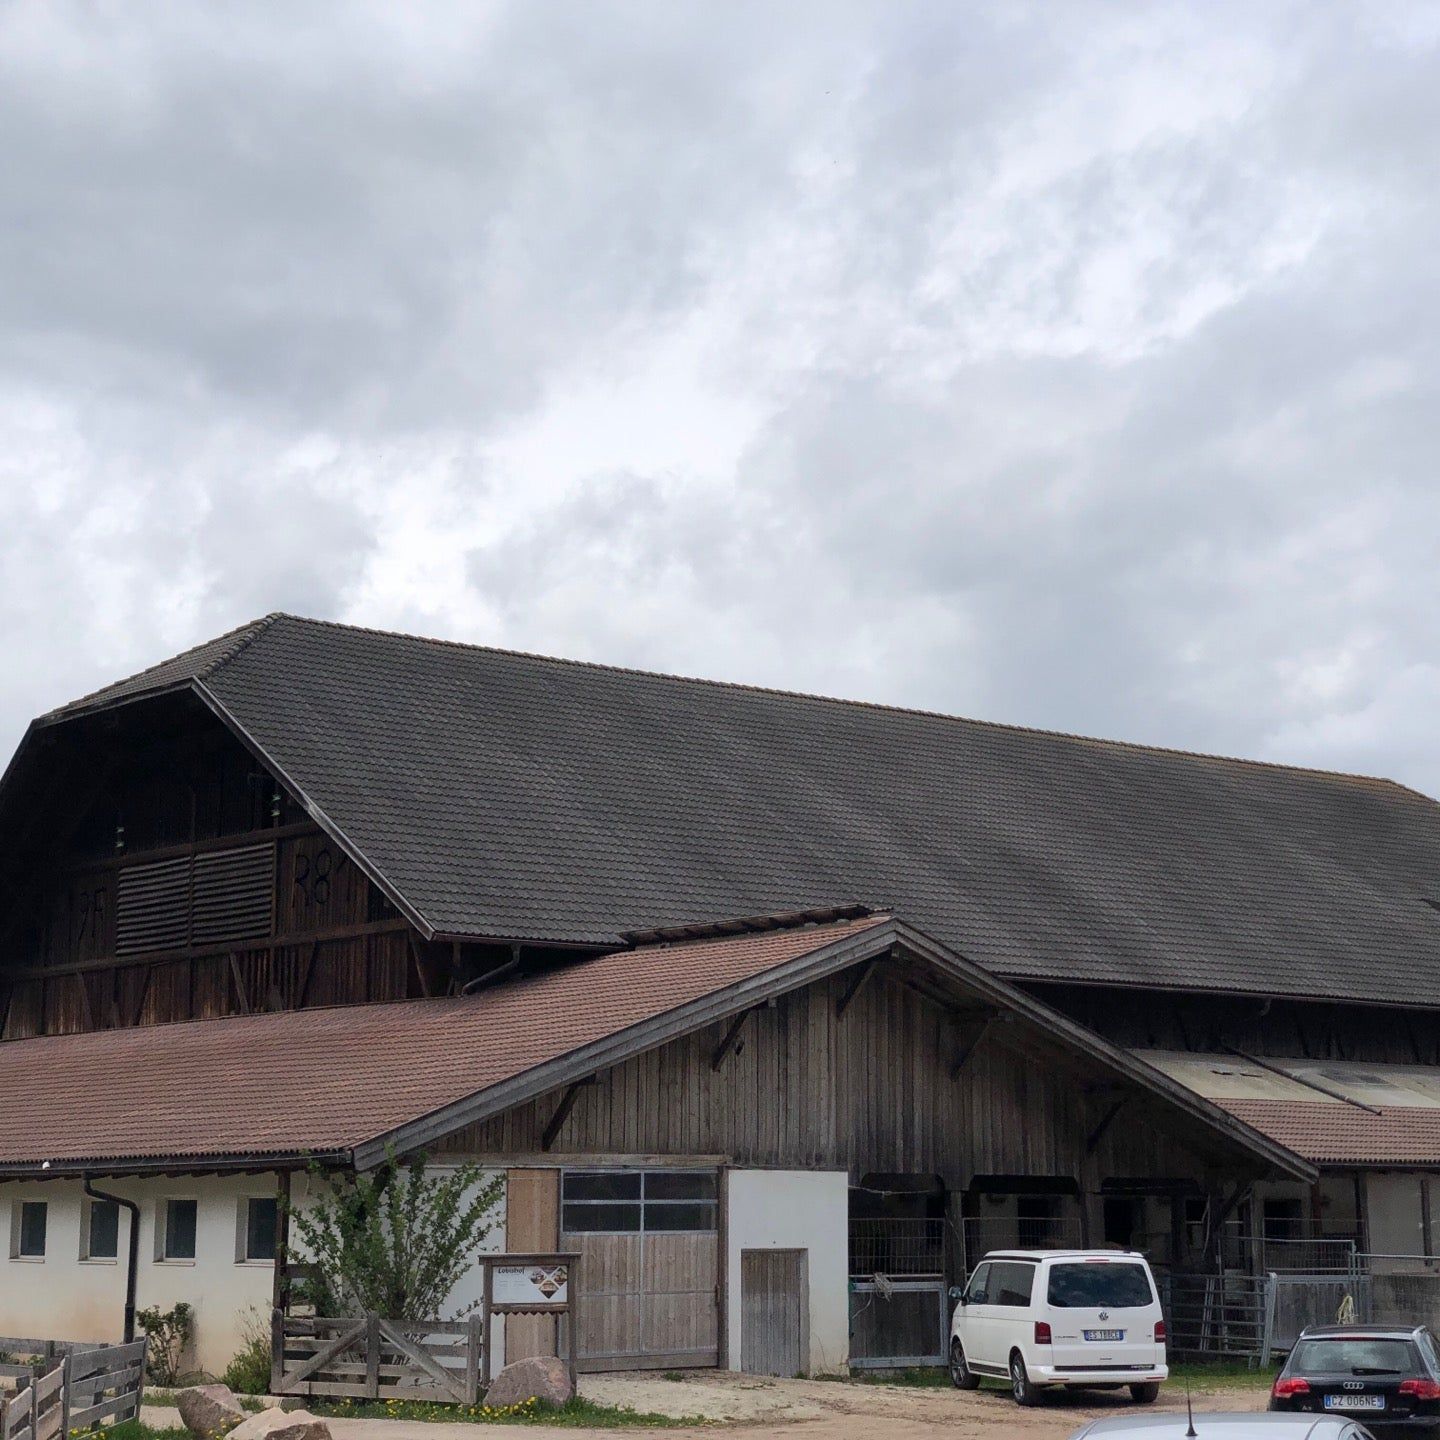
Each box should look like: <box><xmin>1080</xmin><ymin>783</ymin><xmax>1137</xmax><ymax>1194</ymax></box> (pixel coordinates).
<box><xmin>161</xmin><ymin>1199</ymin><xmax>198</xmax><ymax>1261</ymax></box>
<box><xmin>564</xmin><ymin>1172</ymin><xmax>642</xmax><ymax>1202</ymax></box>
<box><xmin>85</xmin><ymin>1200</ymin><xmax>120</xmax><ymax>1261</ymax></box>
<box><xmin>563</xmin><ymin>1201</ymin><xmax>642</xmax><ymax>1233</ymax></box>
<box><xmin>244</xmin><ymin>1198</ymin><xmax>278</xmax><ymax>1262</ymax></box>
<box><xmin>14</xmin><ymin>1201</ymin><xmax>47</xmax><ymax>1259</ymax></box>
<box><xmin>561</xmin><ymin>1170</ymin><xmax>717</xmax><ymax>1235</ymax></box>
<box><xmin>643</xmin><ymin>1201</ymin><xmax>716</xmax><ymax>1232</ymax></box>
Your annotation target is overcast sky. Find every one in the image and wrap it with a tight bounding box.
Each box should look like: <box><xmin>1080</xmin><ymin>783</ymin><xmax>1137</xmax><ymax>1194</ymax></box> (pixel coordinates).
<box><xmin>3</xmin><ymin>2</ymin><xmax>1440</xmax><ymax>793</ymax></box>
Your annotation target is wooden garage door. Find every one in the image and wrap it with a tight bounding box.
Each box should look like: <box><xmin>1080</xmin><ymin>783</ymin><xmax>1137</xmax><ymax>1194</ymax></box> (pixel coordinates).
<box><xmin>741</xmin><ymin>1249</ymin><xmax>808</xmax><ymax>1377</ymax></box>
<box><xmin>561</xmin><ymin>1169</ymin><xmax>719</xmax><ymax>1370</ymax></box>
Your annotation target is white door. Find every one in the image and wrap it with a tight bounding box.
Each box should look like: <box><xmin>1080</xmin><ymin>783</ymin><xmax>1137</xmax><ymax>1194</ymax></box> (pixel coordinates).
<box><xmin>956</xmin><ymin>1262</ymin><xmax>996</xmax><ymax>1368</ymax></box>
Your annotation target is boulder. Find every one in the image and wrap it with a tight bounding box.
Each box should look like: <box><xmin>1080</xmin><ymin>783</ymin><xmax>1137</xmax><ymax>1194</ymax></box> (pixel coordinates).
<box><xmin>484</xmin><ymin>1355</ymin><xmax>574</xmax><ymax>1408</ymax></box>
<box><xmin>176</xmin><ymin>1384</ymin><xmax>247</xmax><ymax>1438</ymax></box>
<box><xmin>227</xmin><ymin>1409</ymin><xmax>330</xmax><ymax>1440</ymax></box>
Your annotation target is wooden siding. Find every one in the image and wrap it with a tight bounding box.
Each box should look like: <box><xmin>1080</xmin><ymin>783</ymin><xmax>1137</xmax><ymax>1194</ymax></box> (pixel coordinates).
<box><xmin>439</xmin><ymin>970</ymin><xmax>1221</xmax><ymax>1185</ymax></box>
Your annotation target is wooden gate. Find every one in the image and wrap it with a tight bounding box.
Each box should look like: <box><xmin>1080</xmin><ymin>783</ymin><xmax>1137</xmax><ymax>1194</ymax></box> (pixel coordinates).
<box><xmin>562</xmin><ymin>1232</ymin><xmax>719</xmax><ymax>1370</ymax></box>
<box><xmin>560</xmin><ymin>1168</ymin><xmax>719</xmax><ymax>1371</ymax></box>
<box><xmin>0</xmin><ymin>1340</ymin><xmax>146</xmax><ymax>1440</ymax></box>
<box><xmin>740</xmin><ymin>1250</ymin><xmax>808</xmax><ymax>1377</ymax></box>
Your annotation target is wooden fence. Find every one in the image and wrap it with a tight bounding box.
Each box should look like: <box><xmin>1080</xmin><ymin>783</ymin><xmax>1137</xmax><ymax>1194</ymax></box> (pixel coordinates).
<box><xmin>272</xmin><ymin>1315</ymin><xmax>483</xmax><ymax>1404</ymax></box>
<box><xmin>0</xmin><ymin>1339</ymin><xmax>146</xmax><ymax>1440</ymax></box>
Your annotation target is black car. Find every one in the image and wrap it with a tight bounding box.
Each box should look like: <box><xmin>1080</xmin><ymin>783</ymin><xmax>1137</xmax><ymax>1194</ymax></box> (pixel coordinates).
<box><xmin>1270</xmin><ymin>1325</ymin><xmax>1440</xmax><ymax>1430</ymax></box>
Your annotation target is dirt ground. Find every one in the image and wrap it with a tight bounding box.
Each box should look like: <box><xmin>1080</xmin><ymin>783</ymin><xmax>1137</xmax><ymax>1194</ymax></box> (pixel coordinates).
<box><xmin>144</xmin><ymin>1370</ymin><xmax>1270</xmax><ymax>1440</ymax></box>
<box><xmin>585</xmin><ymin>1371</ymin><xmax>1269</xmax><ymax>1437</ymax></box>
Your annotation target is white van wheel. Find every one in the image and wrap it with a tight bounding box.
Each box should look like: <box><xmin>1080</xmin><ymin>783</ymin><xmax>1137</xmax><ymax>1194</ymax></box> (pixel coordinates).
<box><xmin>949</xmin><ymin>1338</ymin><xmax>980</xmax><ymax>1390</ymax></box>
<box><xmin>1010</xmin><ymin>1352</ymin><xmax>1040</xmax><ymax>1407</ymax></box>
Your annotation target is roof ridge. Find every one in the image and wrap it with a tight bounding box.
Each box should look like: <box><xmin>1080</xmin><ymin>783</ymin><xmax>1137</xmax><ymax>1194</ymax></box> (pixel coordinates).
<box><xmin>268</xmin><ymin>613</ymin><xmax>1413</xmax><ymax>792</ymax></box>
<box><xmin>43</xmin><ymin>614</ymin><xmax>279</xmax><ymax>720</ymax></box>
<box><xmin>194</xmin><ymin>611</ymin><xmax>284</xmax><ymax>680</ymax></box>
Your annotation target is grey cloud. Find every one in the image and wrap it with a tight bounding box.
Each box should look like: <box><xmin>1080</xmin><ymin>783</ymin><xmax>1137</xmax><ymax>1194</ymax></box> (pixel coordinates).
<box><xmin>4</xmin><ymin>0</ymin><xmax>1440</xmax><ymax>800</ymax></box>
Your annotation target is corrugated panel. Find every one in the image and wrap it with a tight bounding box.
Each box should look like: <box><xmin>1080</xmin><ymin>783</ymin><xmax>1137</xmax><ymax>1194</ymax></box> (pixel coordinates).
<box><xmin>192</xmin><ymin>843</ymin><xmax>274</xmax><ymax>944</ymax></box>
<box><xmin>115</xmin><ymin>856</ymin><xmax>190</xmax><ymax>955</ymax></box>
<box><xmin>114</xmin><ymin>844</ymin><xmax>275</xmax><ymax>956</ymax></box>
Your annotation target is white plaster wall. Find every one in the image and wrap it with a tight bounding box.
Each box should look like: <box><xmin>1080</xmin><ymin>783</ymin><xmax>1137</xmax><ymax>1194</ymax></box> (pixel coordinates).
<box><xmin>0</xmin><ymin>1175</ymin><xmax>281</xmax><ymax>1375</ymax></box>
<box><xmin>1366</xmin><ymin>1172</ymin><xmax>1432</xmax><ymax>1269</ymax></box>
<box><xmin>0</xmin><ymin>1167</ymin><xmax>508</xmax><ymax>1379</ymax></box>
<box><xmin>726</xmin><ymin>1169</ymin><xmax>848</xmax><ymax>1374</ymax></box>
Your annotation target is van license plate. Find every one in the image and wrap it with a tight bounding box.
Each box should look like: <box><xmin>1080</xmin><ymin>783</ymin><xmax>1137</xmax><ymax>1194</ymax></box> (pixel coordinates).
<box><xmin>1084</xmin><ymin>1330</ymin><xmax>1124</xmax><ymax>1342</ymax></box>
<box><xmin>1324</xmin><ymin>1395</ymin><xmax>1384</xmax><ymax>1411</ymax></box>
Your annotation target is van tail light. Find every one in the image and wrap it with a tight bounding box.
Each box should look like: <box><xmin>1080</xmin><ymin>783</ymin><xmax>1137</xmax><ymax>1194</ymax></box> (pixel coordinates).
<box><xmin>1399</xmin><ymin>1378</ymin><xmax>1440</xmax><ymax>1400</ymax></box>
<box><xmin>1272</xmin><ymin>1378</ymin><xmax>1310</xmax><ymax>1399</ymax></box>
<box><xmin>1153</xmin><ymin>1320</ymin><xmax>1167</xmax><ymax>1344</ymax></box>
<box><xmin>1034</xmin><ymin>1321</ymin><xmax>1052</xmax><ymax>1345</ymax></box>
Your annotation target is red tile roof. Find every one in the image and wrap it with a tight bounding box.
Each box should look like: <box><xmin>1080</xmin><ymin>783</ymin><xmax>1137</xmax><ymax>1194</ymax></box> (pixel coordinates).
<box><xmin>1216</xmin><ymin>1098</ymin><xmax>1440</xmax><ymax>1165</ymax></box>
<box><xmin>0</xmin><ymin>915</ymin><xmax>889</xmax><ymax>1170</ymax></box>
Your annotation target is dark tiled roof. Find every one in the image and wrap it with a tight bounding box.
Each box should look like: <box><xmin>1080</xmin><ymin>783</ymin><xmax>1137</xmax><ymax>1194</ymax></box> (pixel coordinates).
<box><xmin>44</xmin><ymin>616</ymin><xmax>278</xmax><ymax>719</ymax></box>
<box><xmin>0</xmin><ymin>917</ymin><xmax>890</xmax><ymax>1168</ymax></box>
<box><xmin>1216</xmin><ymin>1099</ymin><xmax>1440</xmax><ymax>1166</ymax></box>
<box><xmin>34</xmin><ymin>614</ymin><xmax>1440</xmax><ymax>1006</ymax></box>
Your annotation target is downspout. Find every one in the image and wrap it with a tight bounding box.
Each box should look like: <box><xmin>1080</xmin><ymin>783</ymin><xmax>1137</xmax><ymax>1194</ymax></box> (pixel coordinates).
<box><xmin>84</xmin><ymin>1175</ymin><xmax>140</xmax><ymax>1342</ymax></box>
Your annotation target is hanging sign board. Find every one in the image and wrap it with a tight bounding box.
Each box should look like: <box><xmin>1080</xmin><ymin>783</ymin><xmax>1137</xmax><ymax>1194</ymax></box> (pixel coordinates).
<box><xmin>491</xmin><ymin>1261</ymin><xmax>570</xmax><ymax>1310</ymax></box>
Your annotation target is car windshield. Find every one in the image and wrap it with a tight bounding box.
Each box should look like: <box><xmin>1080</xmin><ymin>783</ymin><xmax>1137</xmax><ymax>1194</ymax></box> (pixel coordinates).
<box><xmin>1046</xmin><ymin>1261</ymin><xmax>1154</xmax><ymax>1309</ymax></box>
<box><xmin>1289</xmin><ymin>1336</ymin><xmax>1420</xmax><ymax>1375</ymax></box>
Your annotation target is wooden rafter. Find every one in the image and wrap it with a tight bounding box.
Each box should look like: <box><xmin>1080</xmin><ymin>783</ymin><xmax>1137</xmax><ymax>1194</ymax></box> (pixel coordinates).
<box><xmin>950</xmin><ymin>1014</ymin><xmax>996</xmax><ymax>1080</ymax></box>
<box><xmin>835</xmin><ymin>957</ymin><xmax>880</xmax><ymax>1019</ymax></box>
<box><xmin>541</xmin><ymin>1078</ymin><xmax>596</xmax><ymax>1151</ymax></box>
<box><xmin>710</xmin><ymin>1009</ymin><xmax>753</xmax><ymax>1070</ymax></box>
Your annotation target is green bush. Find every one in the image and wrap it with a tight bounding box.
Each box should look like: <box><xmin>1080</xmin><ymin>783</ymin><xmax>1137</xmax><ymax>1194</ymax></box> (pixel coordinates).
<box><xmin>137</xmin><ymin>1302</ymin><xmax>194</xmax><ymax>1387</ymax></box>
<box><xmin>221</xmin><ymin>1308</ymin><xmax>272</xmax><ymax>1395</ymax></box>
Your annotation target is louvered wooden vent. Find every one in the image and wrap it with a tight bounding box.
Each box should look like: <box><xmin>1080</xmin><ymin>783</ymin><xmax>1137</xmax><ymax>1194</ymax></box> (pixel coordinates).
<box><xmin>116</xmin><ymin>843</ymin><xmax>275</xmax><ymax>955</ymax></box>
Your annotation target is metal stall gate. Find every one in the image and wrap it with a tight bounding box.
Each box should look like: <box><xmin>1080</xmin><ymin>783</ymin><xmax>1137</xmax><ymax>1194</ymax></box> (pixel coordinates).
<box><xmin>848</xmin><ymin>1217</ymin><xmax>949</xmax><ymax>1369</ymax></box>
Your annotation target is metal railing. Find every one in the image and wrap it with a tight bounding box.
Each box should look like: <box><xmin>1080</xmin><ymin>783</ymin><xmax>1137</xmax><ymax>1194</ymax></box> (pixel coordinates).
<box><xmin>1161</xmin><ymin>1272</ymin><xmax>1277</xmax><ymax>1366</ymax></box>
<box><xmin>849</xmin><ymin>1218</ymin><xmax>946</xmax><ymax>1277</ymax></box>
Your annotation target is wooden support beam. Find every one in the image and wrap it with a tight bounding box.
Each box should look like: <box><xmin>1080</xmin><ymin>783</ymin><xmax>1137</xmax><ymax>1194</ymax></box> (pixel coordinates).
<box><xmin>408</xmin><ymin>933</ymin><xmax>431</xmax><ymax>998</ymax></box>
<box><xmin>229</xmin><ymin>953</ymin><xmax>251</xmax><ymax>1015</ymax></box>
<box><xmin>0</xmin><ymin>981</ymin><xmax>13</xmax><ymax>1040</ymax></box>
<box><xmin>541</xmin><ymin>1078</ymin><xmax>596</xmax><ymax>1152</ymax></box>
<box><xmin>297</xmin><ymin>940</ymin><xmax>320</xmax><ymax>1008</ymax></box>
<box><xmin>710</xmin><ymin>1010</ymin><xmax>754</xmax><ymax>1071</ymax></box>
<box><xmin>1086</xmin><ymin>1095</ymin><xmax>1131</xmax><ymax>1155</ymax></box>
<box><xmin>836</xmin><ymin>958</ymin><xmax>879</xmax><ymax>1019</ymax></box>
<box><xmin>950</xmin><ymin>1015</ymin><xmax>997</xmax><ymax>1080</ymax></box>
<box><xmin>129</xmin><ymin>966</ymin><xmax>152</xmax><ymax>1028</ymax></box>
<box><xmin>77</xmin><ymin>974</ymin><xmax>94</xmax><ymax>1031</ymax></box>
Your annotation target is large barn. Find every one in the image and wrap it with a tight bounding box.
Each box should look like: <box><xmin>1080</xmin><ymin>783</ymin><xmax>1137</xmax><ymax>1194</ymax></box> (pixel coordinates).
<box><xmin>2</xmin><ymin>614</ymin><xmax>1438</xmax><ymax>1375</ymax></box>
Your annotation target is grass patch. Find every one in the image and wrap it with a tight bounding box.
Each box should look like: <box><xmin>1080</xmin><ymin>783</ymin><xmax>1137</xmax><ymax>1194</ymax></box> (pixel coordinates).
<box><xmin>143</xmin><ymin>1389</ymin><xmax>266</xmax><ymax>1413</ymax></box>
<box><xmin>308</xmin><ymin>1396</ymin><xmax>711</xmax><ymax>1427</ymax></box>
<box><xmin>1168</xmin><ymin>1362</ymin><xmax>1280</xmax><ymax>1391</ymax></box>
<box><xmin>97</xmin><ymin>1424</ymin><xmax>188</xmax><ymax>1440</ymax></box>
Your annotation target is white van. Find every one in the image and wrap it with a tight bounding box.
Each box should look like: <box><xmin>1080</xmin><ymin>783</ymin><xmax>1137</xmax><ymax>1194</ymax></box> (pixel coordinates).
<box><xmin>949</xmin><ymin>1250</ymin><xmax>1168</xmax><ymax>1406</ymax></box>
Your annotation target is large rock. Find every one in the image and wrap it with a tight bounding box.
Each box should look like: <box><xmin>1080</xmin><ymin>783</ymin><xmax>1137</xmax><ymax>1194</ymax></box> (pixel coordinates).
<box><xmin>484</xmin><ymin>1355</ymin><xmax>574</xmax><ymax>1408</ymax></box>
<box><xmin>228</xmin><ymin>1409</ymin><xmax>330</xmax><ymax>1440</ymax></box>
<box><xmin>176</xmin><ymin>1384</ymin><xmax>247</xmax><ymax>1439</ymax></box>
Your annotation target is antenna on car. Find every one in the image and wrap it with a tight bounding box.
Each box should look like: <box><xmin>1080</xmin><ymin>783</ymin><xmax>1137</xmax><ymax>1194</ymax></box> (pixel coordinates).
<box><xmin>1184</xmin><ymin>1381</ymin><xmax>1197</xmax><ymax>1438</ymax></box>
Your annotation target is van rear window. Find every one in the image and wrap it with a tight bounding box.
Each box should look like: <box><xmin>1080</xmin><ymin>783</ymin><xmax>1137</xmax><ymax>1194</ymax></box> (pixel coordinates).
<box><xmin>1047</xmin><ymin>1262</ymin><xmax>1154</xmax><ymax>1309</ymax></box>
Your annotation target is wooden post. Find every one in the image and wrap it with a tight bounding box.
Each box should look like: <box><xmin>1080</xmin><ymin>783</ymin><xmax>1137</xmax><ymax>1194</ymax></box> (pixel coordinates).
<box><xmin>481</xmin><ymin>1264</ymin><xmax>495</xmax><ymax>1387</ymax></box>
<box><xmin>132</xmin><ymin>1336</ymin><xmax>146</xmax><ymax>1423</ymax></box>
<box><xmin>365</xmin><ymin>1313</ymin><xmax>380</xmax><ymax>1400</ymax></box>
<box><xmin>465</xmin><ymin>1315</ymin><xmax>482</xmax><ymax>1405</ymax></box>
<box><xmin>270</xmin><ymin>1308</ymin><xmax>285</xmax><ymax>1397</ymax></box>
<box><xmin>58</xmin><ymin>1352</ymin><xmax>70</xmax><ymax>1440</ymax></box>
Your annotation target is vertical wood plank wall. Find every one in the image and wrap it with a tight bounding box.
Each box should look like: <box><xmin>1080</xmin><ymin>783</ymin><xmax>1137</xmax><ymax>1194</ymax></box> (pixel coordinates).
<box><xmin>439</xmin><ymin>970</ymin><xmax>1218</xmax><ymax>1182</ymax></box>
<box><xmin>504</xmin><ymin>1170</ymin><xmax>561</xmax><ymax>1361</ymax></box>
